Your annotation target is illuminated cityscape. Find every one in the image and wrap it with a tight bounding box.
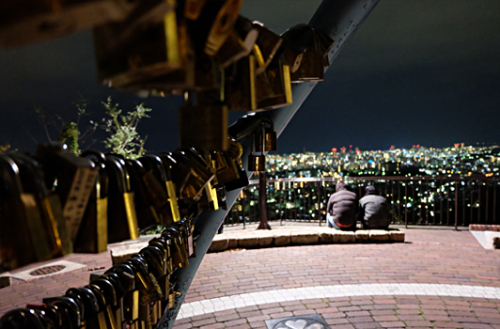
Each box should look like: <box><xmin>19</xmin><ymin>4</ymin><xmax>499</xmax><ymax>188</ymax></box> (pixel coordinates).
<box><xmin>266</xmin><ymin>143</ymin><xmax>500</xmax><ymax>178</ymax></box>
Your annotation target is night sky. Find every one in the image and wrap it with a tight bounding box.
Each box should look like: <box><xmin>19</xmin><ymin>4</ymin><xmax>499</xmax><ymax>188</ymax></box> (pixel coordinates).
<box><xmin>1</xmin><ymin>0</ymin><xmax>499</xmax><ymax>155</ymax></box>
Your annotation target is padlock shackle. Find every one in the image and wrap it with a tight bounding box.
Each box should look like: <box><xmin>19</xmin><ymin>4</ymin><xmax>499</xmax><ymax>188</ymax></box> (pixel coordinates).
<box><xmin>10</xmin><ymin>153</ymin><xmax>50</xmax><ymax>199</ymax></box>
<box><xmin>105</xmin><ymin>155</ymin><xmax>130</xmax><ymax>193</ymax></box>
<box><xmin>0</xmin><ymin>155</ymin><xmax>24</xmax><ymax>199</ymax></box>
<box><xmin>0</xmin><ymin>308</ymin><xmax>45</xmax><ymax>329</ymax></box>
<box><xmin>227</xmin><ymin>115</ymin><xmax>274</xmax><ymax>141</ymax></box>
<box><xmin>139</xmin><ymin>155</ymin><xmax>168</xmax><ymax>185</ymax></box>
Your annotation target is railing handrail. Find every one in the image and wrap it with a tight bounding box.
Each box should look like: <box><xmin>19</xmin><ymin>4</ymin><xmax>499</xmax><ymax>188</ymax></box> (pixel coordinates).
<box><xmin>248</xmin><ymin>174</ymin><xmax>494</xmax><ymax>185</ymax></box>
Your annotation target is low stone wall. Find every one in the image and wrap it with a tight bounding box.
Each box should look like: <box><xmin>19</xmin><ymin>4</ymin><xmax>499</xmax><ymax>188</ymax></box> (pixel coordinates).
<box><xmin>208</xmin><ymin>228</ymin><xmax>405</xmax><ymax>253</ymax></box>
<box><xmin>110</xmin><ymin>228</ymin><xmax>405</xmax><ymax>263</ymax></box>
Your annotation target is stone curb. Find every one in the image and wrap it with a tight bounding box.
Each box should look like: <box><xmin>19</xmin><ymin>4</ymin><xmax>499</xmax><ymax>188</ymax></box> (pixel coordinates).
<box><xmin>110</xmin><ymin>229</ymin><xmax>405</xmax><ymax>262</ymax></box>
<box><xmin>207</xmin><ymin>228</ymin><xmax>404</xmax><ymax>252</ymax></box>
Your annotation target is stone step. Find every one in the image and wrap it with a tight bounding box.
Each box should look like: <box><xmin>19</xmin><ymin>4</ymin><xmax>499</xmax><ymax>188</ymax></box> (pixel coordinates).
<box><xmin>110</xmin><ymin>229</ymin><xmax>405</xmax><ymax>263</ymax></box>
<box><xmin>208</xmin><ymin>228</ymin><xmax>404</xmax><ymax>252</ymax></box>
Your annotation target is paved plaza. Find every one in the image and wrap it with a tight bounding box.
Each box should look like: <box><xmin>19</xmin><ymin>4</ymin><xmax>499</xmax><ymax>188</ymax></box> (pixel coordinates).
<box><xmin>0</xmin><ymin>226</ymin><xmax>499</xmax><ymax>329</ymax></box>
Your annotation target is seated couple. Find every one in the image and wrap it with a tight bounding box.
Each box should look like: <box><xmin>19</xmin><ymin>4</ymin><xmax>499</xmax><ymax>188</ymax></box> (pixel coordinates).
<box><xmin>326</xmin><ymin>182</ymin><xmax>391</xmax><ymax>230</ymax></box>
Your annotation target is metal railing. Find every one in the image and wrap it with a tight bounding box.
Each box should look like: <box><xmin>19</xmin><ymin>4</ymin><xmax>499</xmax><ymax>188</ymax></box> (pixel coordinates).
<box><xmin>224</xmin><ymin>175</ymin><xmax>500</xmax><ymax>229</ymax></box>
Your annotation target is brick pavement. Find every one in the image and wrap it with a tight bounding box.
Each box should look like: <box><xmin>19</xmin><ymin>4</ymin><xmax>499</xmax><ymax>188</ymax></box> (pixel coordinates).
<box><xmin>1</xmin><ymin>228</ymin><xmax>499</xmax><ymax>329</ymax></box>
<box><xmin>174</xmin><ymin>229</ymin><xmax>500</xmax><ymax>328</ymax></box>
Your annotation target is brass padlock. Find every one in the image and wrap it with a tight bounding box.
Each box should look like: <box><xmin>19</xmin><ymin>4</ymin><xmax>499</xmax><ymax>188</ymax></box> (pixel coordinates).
<box><xmin>0</xmin><ymin>156</ymin><xmax>54</xmax><ymax>272</ymax></box>
<box><xmin>214</xmin><ymin>15</ymin><xmax>258</xmax><ymax>68</ymax></box>
<box><xmin>35</xmin><ymin>143</ymin><xmax>98</xmax><ymax>242</ymax></box>
<box><xmin>75</xmin><ymin>151</ymin><xmax>109</xmax><ymax>253</ymax></box>
<box><xmin>105</xmin><ymin>155</ymin><xmax>139</xmax><ymax>243</ymax></box>
<box><xmin>252</xmin><ymin>23</ymin><xmax>283</xmax><ymax>75</ymax></box>
<box><xmin>0</xmin><ymin>0</ymin><xmax>172</xmax><ymax>47</ymax></box>
<box><xmin>255</xmin><ymin>127</ymin><xmax>278</xmax><ymax>152</ymax></box>
<box><xmin>125</xmin><ymin>159</ymin><xmax>161</xmax><ymax>229</ymax></box>
<box><xmin>225</xmin><ymin>54</ymin><xmax>257</xmax><ymax>111</ymax></box>
<box><xmin>139</xmin><ymin>155</ymin><xmax>180</xmax><ymax>223</ymax></box>
<box><xmin>10</xmin><ymin>153</ymin><xmax>72</xmax><ymax>257</ymax></box>
<box><xmin>281</xmin><ymin>24</ymin><xmax>333</xmax><ymax>82</ymax></box>
<box><xmin>186</xmin><ymin>0</ymin><xmax>243</xmax><ymax>56</ymax></box>
<box><xmin>248</xmin><ymin>154</ymin><xmax>266</xmax><ymax>172</ymax></box>
<box><xmin>179</xmin><ymin>94</ymin><xmax>229</xmax><ymax>151</ymax></box>
<box><xmin>256</xmin><ymin>61</ymin><xmax>292</xmax><ymax>111</ymax></box>
<box><xmin>94</xmin><ymin>1</ymin><xmax>184</xmax><ymax>91</ymax></box>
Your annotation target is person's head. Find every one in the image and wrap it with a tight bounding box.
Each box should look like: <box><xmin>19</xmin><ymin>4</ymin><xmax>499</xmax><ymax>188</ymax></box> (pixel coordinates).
<box><xmin>365</xmin><ymin>185</ymin><xmax>376</xmax><ymax>196</ymax></box>
<box><xmin>336</xmin><ymin>182</ymin><xmax>347</xmax><ymax>192</ymax></box>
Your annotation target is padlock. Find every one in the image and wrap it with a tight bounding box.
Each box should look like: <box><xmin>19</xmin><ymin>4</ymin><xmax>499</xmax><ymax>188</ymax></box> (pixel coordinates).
<box><xmin>105</xmin><ymin>155</ymin><xmax>139</xmax><ymax>243</ymax></box>
<box><xmin>0</xmin><ymin>308</ymin><xmax>46</xmax><ymax>329</ymax></box>
<box><xmin>0</xmin><ymin>156</ymin><xmax>54</xmax><ymax>272</ymax></box>
<box><xmin>43</xmin><ymin>296</ymin><xmax>83</xmax><ymax>329</ymax></box>
<box><xmin>214</xmin><ymin>15</ymin><xmax>258</xmax><ymax>68</ymax></box>
<box><xmin>129</xmin><ymin>19</ymin><xmax>196</xmax><ymax>97</ymax></box>
<box><xmin>254</xmin><ymin>127</ymin><xmax>278</xmax><ymax>152</ymax></box>
<box><xmin>186</xmin><ymin>0</ymin><xmax>243</xmax><ymax>56</ymax></box>
<box><xmin>280</xmin><ymin>24</ymin><xmax>333</xmax><ymax>82</ymax></box>
<box><xmin>124</xmin><ymin>159</ymin><xmax>161</xmax><ymax>229</ymax></box>
<box><xmin>184</xmin><ymin>0</ymin><xmax>206</xmax><ymax>20</ymax></box>
<box><xmin>139</xmin><ymin>155</ymin><xmax>179</xmax><ymax>224</ymax></box>
<box><xmin>0</xmin><ymin>0</ymin><xmax>172</xmax><ymax>47</ymax></box>
<box><xmin>74</xmin><ymin>151</ymin><xmax>108</xmax><ymax>253</ymax></box>
<box><xmin>225</xmin><ymin>54</ymin><xmax>257</xmax><ymax>111</ymax></box>
<box><xmin>179</xmin><ymin>93</ymin><xmax>229</xmax><ymax>151</ymax></box>
<box><xmin>105</xmin><ymin>264</ymin><xmax>138</xmax><ymax>329</ymax></box>
<box><xmin>256</xmin><ymin>61</ymin><xmax>292</xmax><ymax>111</ymax></box>
<box><xmin>35</xmin><ymin>143</ymin><xmax>98</xmax><ymax>242</ymax></box>
<box><xmin>162</xmin><ymin>228</ymin><xmax>189</xmax><ymax>268</ymax></box>
<box><xmin>89</xmin><ymin>281</ymin><xmax>118</xmax><ymax>329</ymax></box>
<box><xmin>94</xmin><ymin>0</ymin><xmax>185</xmax><ymax>91</ymax></box>
<box><xmin>252</xmin><ymin>23</ymin><xmax>283</xmax><ymax>75</ymax></box>
<box><xmin>10</xmin><ymin>153</ymin><xmax>72</xmax><ymax>256</ymax></box>
<box><xmin>25</xmin><ymin>303</ymin><xmax>61</xmax><ymax>329</ymax></box>
<box><xmin>74</xmin><ymin>286</ymin><xmax>104</xmax><ymax>329</ymax></box>
<box><xmin>167</xmin><ymin>150</ymin><xmax>214</xmax><ymax>203</ymax></box>
<box><xmin>248</xmin><ymin>125</ymin><xmax>268</xmax><ymax>173</ymax></box>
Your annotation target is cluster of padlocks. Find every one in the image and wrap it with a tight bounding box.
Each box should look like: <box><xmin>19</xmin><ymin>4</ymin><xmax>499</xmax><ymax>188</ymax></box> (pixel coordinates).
<box><xmin>1</xmin><ymin>224</ymin><xmax>194</xmax><ymax>329</ymax></box>
<box><xmin>0</xmin><ymin>137</ymin><xmax>250</xmax><ymax>328</ymax></box>
<box><xmin>0</xmin><ymin>0</ymin><xmax>335</xmax><ymax>327</ymax></box>
<box><xmin>1</xmin><ymin>0</ymin><xmax>333</xmax><ymax>151</ymax></box>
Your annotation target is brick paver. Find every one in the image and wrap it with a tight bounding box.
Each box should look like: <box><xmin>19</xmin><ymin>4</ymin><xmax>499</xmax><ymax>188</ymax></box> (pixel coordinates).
<box><xmin>1</xmin><ymin>228</ymin><xmax>499</xmax><ymax>329</ymax></box>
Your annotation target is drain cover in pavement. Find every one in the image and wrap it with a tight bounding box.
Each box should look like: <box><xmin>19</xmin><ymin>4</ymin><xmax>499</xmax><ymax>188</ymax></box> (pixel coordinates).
<box><xmin>265</xmin><ymin>314</ymin><xmax>331</xmax><ymax>329</ymax></box>
<box><xmin>5</xmin><ymin>260</ymin><xmax>86</xmax><ymax>281</ymax></box>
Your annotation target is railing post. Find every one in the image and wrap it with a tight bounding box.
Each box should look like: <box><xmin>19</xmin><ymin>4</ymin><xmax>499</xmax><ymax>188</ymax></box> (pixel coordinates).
<box><xmin>486</xmin><ymin>178</ymin><xmax>489</xmax><ymax>223</ymax></box>
<box><xmin>317</xmin><ymin>181</ymin><xmax>322</xmax><ymax>226</ymax></box>
<box><xmin>494</xmin><ymin>178</ymin><xmax>497</xmax><ymax>224</ymax></box>
<box><xmin>405</xmin><ymin>182</ymin><xmax>408</xmax><ymax>229</ymax></box>
<box><xmin>455</xmin><ymin>181</ymin><xmax>458</xmax><ymax>231</ymax></box>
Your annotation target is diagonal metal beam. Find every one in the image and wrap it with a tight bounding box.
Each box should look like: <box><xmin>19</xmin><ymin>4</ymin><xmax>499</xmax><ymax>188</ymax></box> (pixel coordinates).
<box><xmin>159</xmin><ymin>0</ymin><xmax>380</xmax><ymax>327</ymax></box>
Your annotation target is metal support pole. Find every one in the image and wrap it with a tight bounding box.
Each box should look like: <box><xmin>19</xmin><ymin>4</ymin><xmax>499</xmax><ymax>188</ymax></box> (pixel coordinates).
<box><xmin>159</xmin><ymin>1</ymin><xmax>381</xmax><ymax>327</ymax></box>
<box><xmin>405</xmin><ymin>183</ymin><xmax>408</xmax><ymax>228</ymax></box>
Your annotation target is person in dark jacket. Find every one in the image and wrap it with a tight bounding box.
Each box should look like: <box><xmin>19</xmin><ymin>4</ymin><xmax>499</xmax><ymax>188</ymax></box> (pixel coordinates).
<box><xmin>357</xmin><ymin>185</ymin><xmax>391</xmax><ymax>229</ymax></box>
<box><xmin>326</xmin><ymin>182</ymin><xmax>358</xmax><ymax>230</ymax></box>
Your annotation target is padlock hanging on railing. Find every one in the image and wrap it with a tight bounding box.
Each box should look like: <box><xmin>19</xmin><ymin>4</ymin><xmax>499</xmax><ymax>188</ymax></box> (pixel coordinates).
<box><xmin>35</xmin><ymin>143</ymin><xmax>98</xmax><ymax>243</ymax></box>
<box><xmin>280</xmin><ymin>24</ymin><xmax>334</xmax><ymax>82</ymax></box>
<box><xmin>186</xmin><ymin>0</ymin><xmax>243</xmax><ymax>56</ymax></box>
<box><xmin>179</xmin><ymin>92</ymin><xmax>229</xmax><ymax>151</ymax></box>
<box><xmin>224</xmin><ymin>54</ymin><xmax>257</xmax><ymax>111</ymax></box>
<box><xmin>104</xmin><ymin>155</ymin><xmax>140</xmax><ymax>243</ymax></box>
<box><xmin>248</xmin><ymin>118</ymin><xmax>278</xmax><ymax>172</ymax></box>
<box><xmin>75</xmin><ymin>151</ymin><xmax>109</xmax><ymax>254</ymax></box>
<box><xmin>251</xmin><ymin>22</ymin><xmax>283</xmax><ymax>75</ymax></box>
<box><xmin>214</xmin><ymin>15</ymin><xmax>259</xmax><ymax>69</ymax></box>
<box><xmin>94</xmin><ymin>0</ymin><xmax>186</xmax><ymax>92</ymax></box>
<box><xmin>0</xmin><ymin>0</ymin><xmax>173</xmax><ymax>47</ymax></box>
<box><xmin>0</xmin><ymin>156</ymin><xmax>55</xmax><ymax>272</ymax></box>
<box><xmin>253</xmin><ymin>45</ymin><xmax>293</xmax><ymax>111</ymax></box>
